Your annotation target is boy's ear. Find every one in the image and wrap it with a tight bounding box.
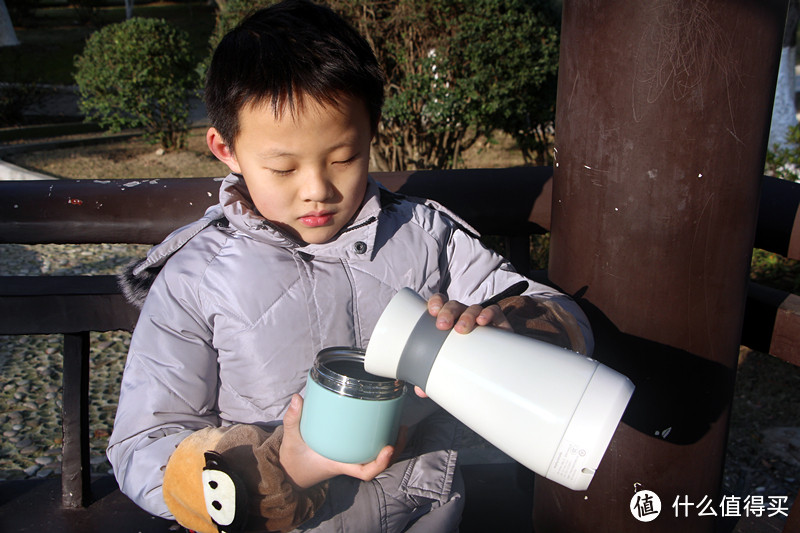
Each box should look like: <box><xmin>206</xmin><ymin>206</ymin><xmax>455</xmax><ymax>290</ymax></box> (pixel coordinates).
<box><xmin>207</xmin><ymin>127</ymin><xmax>242</xmax><ymax>174</ymax></box>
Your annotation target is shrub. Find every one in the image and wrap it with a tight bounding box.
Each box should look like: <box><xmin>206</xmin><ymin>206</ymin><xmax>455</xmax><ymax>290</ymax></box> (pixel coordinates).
<box><xmin>451</xmin><ymin>0</ymin><xmax>560</xmax><ymax>165</ymax></box>
<box><xmin>331</xmin><ymin>0</ymin><xmax>560</xmax><ymax>169</ymax></box>
<box><xmin>74</xmin><ymin>17</ymin><xmax>199</xmax><ymax>150</ymax></box>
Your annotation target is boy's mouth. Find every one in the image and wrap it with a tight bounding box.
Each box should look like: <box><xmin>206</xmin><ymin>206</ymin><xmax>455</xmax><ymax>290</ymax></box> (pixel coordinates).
<box><xmin>299</xmin><ymin>211</ymin><xmax>334</xmax><ymax>227</ymax></box>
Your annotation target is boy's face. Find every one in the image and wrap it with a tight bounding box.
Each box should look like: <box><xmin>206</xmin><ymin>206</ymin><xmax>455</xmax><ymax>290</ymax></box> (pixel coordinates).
<box><xmin>207</xmin><ymin>95</ymin><xmax>372</xmax><ymax>245</ymax></box>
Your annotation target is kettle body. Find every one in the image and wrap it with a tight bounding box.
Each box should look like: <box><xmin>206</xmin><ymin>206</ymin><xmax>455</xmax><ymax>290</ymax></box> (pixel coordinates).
<box><xmin>364</xmin><ymin>288</ymin><xmax>634</xmax><ymax>491</ymax></box>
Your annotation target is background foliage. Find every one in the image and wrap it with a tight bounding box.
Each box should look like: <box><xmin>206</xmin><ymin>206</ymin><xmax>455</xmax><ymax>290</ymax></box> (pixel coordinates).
<box><xmin>208</xmin><ymin>0</ymin><xmax>560</xmax><ymax>170</ymax></box>
<box><xmin>4</xmin><ymin>0</ymin><xmax>560</xmax><ymax>166</ymax></box>
<box><xmin>0</xmin><ymin>2</ymin><xmax>215</xmax><ymax>88</ymax></box>
<box><xmin>762</xmin><ymin>127</ymin><xmax>800</xmax><ymax>293</ymax></box>
<box><xmin>450</xmin><ymin>0</ymin><xmax>560</xmax><ymax>166</ymax></box>
<box><xmin>2</xmin><ymin>0</ymin><xmax>798</xmax><ymax>294</ymax></box>
<box><xmin>766</xmin><ymin>123</ymin><xmax>800</xmax><ymax>183</ymax></box>
<box><xmin>73</xmin><ymin>16</ymin><xmax>199</xmax><ymax>150</ymax></box>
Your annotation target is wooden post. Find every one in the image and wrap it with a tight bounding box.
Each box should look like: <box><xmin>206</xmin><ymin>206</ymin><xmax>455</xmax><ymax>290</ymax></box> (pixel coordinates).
<box><xmin>539</xmin><ymin>1</ymin><xmax>788</xmax><ymax>531</ymax></box>
<box><xmin>62</xmin><ymin>332</ymin><xmax>91</xmax><ymax>508</ymax></box>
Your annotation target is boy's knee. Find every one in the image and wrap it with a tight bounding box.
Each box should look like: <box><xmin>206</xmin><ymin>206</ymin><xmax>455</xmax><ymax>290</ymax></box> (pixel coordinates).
<box><xmin>296</xmin><ymin>412</ymin><xmax>464</xmax><ymax>532</ymax></box>
<box><xmin>374</xmin><ymin>457</ymin><xmax>464</xmax><ymax>533</ymax></box>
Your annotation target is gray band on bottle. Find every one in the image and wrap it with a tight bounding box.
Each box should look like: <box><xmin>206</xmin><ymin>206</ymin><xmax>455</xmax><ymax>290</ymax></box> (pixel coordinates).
<box><xmin>395</xmin><ymin>313</ymin><xmax>450</xmax><ymax>391</ymax></box>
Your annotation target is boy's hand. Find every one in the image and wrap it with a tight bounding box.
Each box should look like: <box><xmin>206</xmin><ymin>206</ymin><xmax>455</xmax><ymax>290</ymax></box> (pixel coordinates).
<box><xmin>413</xmin><ymin>293</ymin><xmax>514</xmax><ymax>398</ymax></box>
<box><xmin>426</xmin><ymin>292</ymin><xmax>513</xmax><ymax>334</ymax></box>
<box><xmin>279</xmin><ymin>394</ymin><xmax>395</xmax><ymax>489</ymax></box>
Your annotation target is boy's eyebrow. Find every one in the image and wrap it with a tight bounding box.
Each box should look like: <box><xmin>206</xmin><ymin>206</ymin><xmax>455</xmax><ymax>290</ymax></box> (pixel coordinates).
<box><xmin>258</xmin><ymin>149</ymin><xmax>297</xmax><ymax>158</ymax></box>
<box><xmin>258</xmin><ymin>141</ymin><xmax>360</xmax><ymax>159</ymax></box>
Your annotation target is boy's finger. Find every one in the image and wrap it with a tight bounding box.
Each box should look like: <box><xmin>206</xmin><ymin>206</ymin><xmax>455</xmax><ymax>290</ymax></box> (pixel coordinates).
<box><xmin>282</xmin><ymin>394</ymin><xmax>303</xmax><ymax>432</ymax></box>
<box><xmin>453</xmin><ymin>304</ymin><xmax>484</xmax><ymax>333</ymax></box>
<box><xmin>427</xmin><ymin>293</ymin><xmax>447</xmax><ymax>315</ymax></box>
<box><xmin>346</xmin><ymin>445</ymin><xmax>393</xmax><ymax>481</ymax></box>
<box><xmin>475</xmin><ymin>304</ymin><xmax>512</xmax><ymax>330</ymax></box>
<box><xmin>435</xmin><ymin>300</ymin><xmax>469</xmax><ymax>330</ymax></box>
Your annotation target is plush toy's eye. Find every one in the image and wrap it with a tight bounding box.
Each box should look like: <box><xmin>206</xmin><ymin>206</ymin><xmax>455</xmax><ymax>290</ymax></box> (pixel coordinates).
<box><xmin>202</xmin><ymin>469</ymin><xmax>238</xmax><ymax>527</ymax></box>
<box><xmin>202</xmin><ymin>451</ymin><xmax>247</xmax><ymax>533</ymax></box>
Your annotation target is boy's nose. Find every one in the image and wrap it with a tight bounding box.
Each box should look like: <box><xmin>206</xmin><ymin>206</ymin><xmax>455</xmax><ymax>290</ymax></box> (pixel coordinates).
<box><xmin>300</xmin><ymin>168</ymin><xmax>334</xmax><ymax>203</ymax></box>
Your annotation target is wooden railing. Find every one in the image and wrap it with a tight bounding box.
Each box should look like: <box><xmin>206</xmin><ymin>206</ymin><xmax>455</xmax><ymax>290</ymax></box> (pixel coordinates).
<box><xmin>0</xmin><ymin>168</ymin><xmax>798</xmax><ymax>531</ymax></box>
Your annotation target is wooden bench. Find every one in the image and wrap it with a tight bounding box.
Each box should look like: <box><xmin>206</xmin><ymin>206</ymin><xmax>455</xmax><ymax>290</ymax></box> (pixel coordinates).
<box><xmin>0</xmin><ymin>168</ymin><xmax>798</xmax><ymax>532</ymax></box>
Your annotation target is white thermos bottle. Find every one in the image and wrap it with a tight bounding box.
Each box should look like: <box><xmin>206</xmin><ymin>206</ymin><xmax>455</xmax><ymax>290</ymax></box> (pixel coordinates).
<box><xmin>364</xmin><ymin>287</ymin><xmax>634</xmax><ymax>491</ymax></box>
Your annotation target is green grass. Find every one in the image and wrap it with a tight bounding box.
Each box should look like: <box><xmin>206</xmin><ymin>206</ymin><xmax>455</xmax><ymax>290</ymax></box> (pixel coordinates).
<box><xmin>0</xmin><ymin>1</ymin><xmax>216</xmax><ymax>85</ymax></box>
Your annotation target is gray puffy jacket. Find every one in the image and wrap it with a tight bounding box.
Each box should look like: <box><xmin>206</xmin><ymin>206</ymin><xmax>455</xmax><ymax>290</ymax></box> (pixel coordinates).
<box><xmin>107</xmin><ymin>174</ymin><xmax>593</xmax><ymax>520</ymax></box>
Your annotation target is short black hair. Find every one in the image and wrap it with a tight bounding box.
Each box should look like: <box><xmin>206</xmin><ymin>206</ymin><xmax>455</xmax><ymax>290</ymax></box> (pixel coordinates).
<box><xmin>205</xmin><ymin>0</ymin><xmax>385</xmax><ymax>148</ymax></box>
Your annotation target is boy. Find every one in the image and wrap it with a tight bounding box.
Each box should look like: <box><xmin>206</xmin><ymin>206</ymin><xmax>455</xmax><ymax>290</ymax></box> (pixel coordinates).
<box><xmin>108</xmin><ymin>1</ymin><xmax>593</xmax><ymax>531</ymax></box>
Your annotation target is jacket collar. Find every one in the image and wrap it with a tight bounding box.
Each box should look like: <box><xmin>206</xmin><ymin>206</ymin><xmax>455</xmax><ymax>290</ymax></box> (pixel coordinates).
<box><xmin>220</xmin><ymin>173</ymin><xmax>381</xmax><ymax>260</ymax></box>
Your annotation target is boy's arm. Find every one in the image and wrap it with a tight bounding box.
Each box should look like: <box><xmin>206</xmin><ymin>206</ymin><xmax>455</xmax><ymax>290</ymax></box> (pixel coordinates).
<box><xmin>440</xmin><ymin>225</ymin><xmax>594</xmax><ymax>354</ymax></box>
<box><xmin>108</xmin><ymin>268</ymin><xmax>220</xmax><ymax>518</ymax></box>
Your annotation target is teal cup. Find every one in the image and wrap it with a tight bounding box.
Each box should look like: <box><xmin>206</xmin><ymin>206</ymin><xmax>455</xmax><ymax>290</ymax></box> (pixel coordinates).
<box><xmin>300</xmin><ymin>347</ymin><xmax>405</xmax><ymax>464</ymax></box>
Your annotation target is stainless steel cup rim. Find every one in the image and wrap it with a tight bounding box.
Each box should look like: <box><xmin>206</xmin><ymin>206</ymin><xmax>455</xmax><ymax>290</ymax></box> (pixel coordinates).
<box><xmin>310</xmin><ymin>347</ymin><xmax>405</xmax><ymax>400</ymax></box>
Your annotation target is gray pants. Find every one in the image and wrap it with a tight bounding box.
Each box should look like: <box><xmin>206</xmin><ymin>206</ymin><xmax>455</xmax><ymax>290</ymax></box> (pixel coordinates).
<box><xmin>297</xmin><ymin>408</ymin><xmax>465</xmax><ymax>533</ymax></box>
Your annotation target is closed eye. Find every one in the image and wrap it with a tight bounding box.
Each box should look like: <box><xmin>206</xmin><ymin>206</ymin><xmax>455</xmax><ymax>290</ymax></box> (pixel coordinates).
<box><xmin>333</xmin><ymin>154</ymin><xmax>359</xmax><ymax>166</ymax></box>
<box><xmin>268</xmin><ymin>168</ymin><xmax>294</xmax><ymax>176</ymax></box>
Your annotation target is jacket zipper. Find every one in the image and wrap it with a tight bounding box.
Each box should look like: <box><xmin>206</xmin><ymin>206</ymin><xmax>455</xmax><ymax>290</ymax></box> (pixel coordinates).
<box><xmin>340</xmin><ymin>259</ymin><xmax>363</xmax><ymax>349</ymax></box>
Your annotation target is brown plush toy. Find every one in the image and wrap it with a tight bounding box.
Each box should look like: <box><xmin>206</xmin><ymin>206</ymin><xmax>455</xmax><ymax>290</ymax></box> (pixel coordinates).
<box><xmin>163</xmin><ymin>424</ymin><xmax>327</xmax><ymax>533</ymax></box>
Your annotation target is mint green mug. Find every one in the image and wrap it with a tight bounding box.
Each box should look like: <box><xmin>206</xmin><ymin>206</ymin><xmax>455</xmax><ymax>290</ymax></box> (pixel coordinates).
<box><xmin>300</xmin><ymin>347</ymin><xmax>405</xmax><ymax>464</ymax></box>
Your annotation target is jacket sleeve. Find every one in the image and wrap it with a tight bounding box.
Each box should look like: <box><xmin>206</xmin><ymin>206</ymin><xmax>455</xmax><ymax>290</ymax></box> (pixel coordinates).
<box><xmin>439</xmin><ymin>224</ymin><xmax>595</xmax><ymax>354</ymax></box>
<box><xmin>107</xmin><ymin>258</ymin><xmax>220</xmax><ymax>518</ymax></box>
